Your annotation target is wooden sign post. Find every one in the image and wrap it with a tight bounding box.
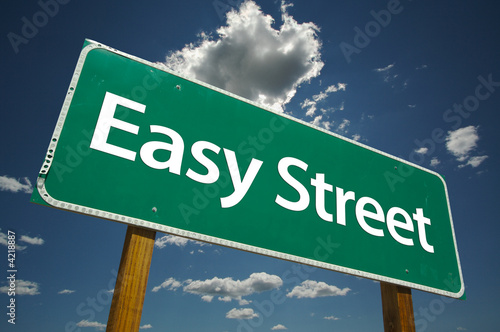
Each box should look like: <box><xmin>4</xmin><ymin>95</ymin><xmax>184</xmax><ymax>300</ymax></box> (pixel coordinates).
<box><xmin>106</xmin><ymin>226</ymin><xmax>156</xmax><ymax>332</ymax></box>
<box><xmin>380</xmin><ymin>282</ymin><xmax>416</xmax><ymax>332</ymax></box>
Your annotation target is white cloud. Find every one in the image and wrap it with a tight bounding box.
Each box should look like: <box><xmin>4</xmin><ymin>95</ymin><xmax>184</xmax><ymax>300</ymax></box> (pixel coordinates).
<box><xmin>374</xmin><ymin>63</ymin><xmax>395</xmax><ymax>72</ymax></box>
<box><xmin>154</xmin><ymin>235</ymin><xmax>209</xmax><ymax>249</ymax></box>
<box><xmin>430</xmin><ymin>157</ymin><xmax>441</xmax><ymax>167</ymax></box>
<box><xmin>456</xmin><ymin>327</ymin><xmax>466</xmax><ymax>331</ymax></box>
<box><xmin>151</xmin><ymin>277</ymin><xmax>183</xmax><ymax>293</ymax></box>
<box><xmin>271</xmin><ymin>324</ymin><xmax>288</xmax><ymax>330</ymax></box>
<box><xmin>462</xmin><ymin>155</ymin><xmax>488</xmax><ymax>168</ymax></box>
<box><xmin>19</xmin><ymin>235</ymin><xmax>45</xmax><ymax>245</ymax></box>
<box><xmin>183</xmin><ymin>272</ymin><xmax>282</xmax><ymax>302</ymax></box>
<box><xmin>352</xmin><ymin>134</ymin><xmax>361</xmax><ymax>141</ymax></box>
<box><xmin>337</xmin><ymin>119</ymin><xmax>350</xmax><ymax>132</ymax></box>
<box><xmin>226</xmin><ymin>308</ymin><xmax>259</xmax><ymax>319</ymax></box>
<box><xmin>286</xmin><ymin>280</ymin><xmax>350</xmax><ymax>299</ymax></box>
<box><xmin>0</xmin><ymin>231</ymin><xmax>8</xmax><ymax>247</ymax></box>
<box><xmin>414</xmin><ymin>147</ymin><xmax>428</xmax><ymax>155</ymax></box>
<box><xmin>0</xmin><ymin>231</ymin><xmax>42</xmax><ymax>251</ymax></box>
<box><xmin>76</xmin><ymin>320</ymin><xmax>106</xmax><ymax>331</ymax></box>
<box><xmin>446</xmin><ymin>126</ymin><xmax>488</xmax><ymax>168</ymax></box>
<box><xmin>0</xmin><ymin>175</ymin><xmax>33</xmax><ymax>193</ymax></box>
<box><xmin>446</xmin><ymin>126</ymin><xmax>479</xmax><ymax>162</ymax></box>
<box><xmin>311</xmin><ymin>115</ymin><xmax>333</xmax><ymax>130</ymax></box>
<box><xmin>324</xmin><ymin>315</ymin><xmax>340</xmax><ymax>320</ymax></box>
<box><xmin>301</xmin><ymin>83</ymin><xmax>346</xmax><ymax>117</ymax></box>
<box><xmin>58</xmin><ymin>289</ymin><xmax>75</xmax><ymax>295</ymax></box>
<box><xmin>140</xmin><ymin>324</ymin><xmax>153</xmax><ymax>329</ymax></box>
<box><xmin>0</xmin><ymin>280</ymin><xmax>40</xmax><ymax>296</ymax></box>
<box><xmin>164</xmin><ymin>0</ymin><xmax>323</xmax><ymax>112</ymax></box>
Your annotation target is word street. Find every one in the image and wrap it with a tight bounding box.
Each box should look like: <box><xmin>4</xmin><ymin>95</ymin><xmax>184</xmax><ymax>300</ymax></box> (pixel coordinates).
<box><xmin>90</xmin><ymin>92</ymin><xmax>435</xmax><ymax>254</ymax></box>
<box><xmin>6</xmin><ymin>230</ymin><xmax>17</xmax><ymax>325</ymax></box>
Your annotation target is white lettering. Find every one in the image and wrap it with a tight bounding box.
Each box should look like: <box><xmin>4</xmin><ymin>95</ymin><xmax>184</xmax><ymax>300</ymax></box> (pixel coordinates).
<box><xmin>186</xmin><ymin>141</ymin><xmax>221</xmax><ymax>184</ymax></box>
<box><xmin>90</xmin><ymin>92</ymin><xmax>145</xmax><ymax>161</ymax></box>
<box><xmin>355</xmin><ymin>197</ymin><xmax>385</xmax><ymax>237</ymax></box>
<box><xmin>139</xmin><ymin>125</ymin><xmax>184</xmax><ymax>174</ymax></box>
<box><xmin>220</xmin><ymin>149</ymin><xmax>263</xmax><ymax>208</ymax></box>
<box><xmin>275</xmin><ymin>157</ymin><xmax>310</xmax><ymax>211</ymax></box>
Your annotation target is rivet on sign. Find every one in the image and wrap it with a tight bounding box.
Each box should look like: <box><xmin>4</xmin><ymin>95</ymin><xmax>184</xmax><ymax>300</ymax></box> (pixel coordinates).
<box><xmin>405</xmin><ymin>269</ymin><xmax>409</xmax><ymax>274</ymax></box>
<box><xmin>176</xmin><ymin>85</ymin><xmax>181</xmax><ymax>90</ymax></box>
<box><xmin>152</xmin><ymin>207</ymin><xmax>157</xmax><ymax>213</ymax></box>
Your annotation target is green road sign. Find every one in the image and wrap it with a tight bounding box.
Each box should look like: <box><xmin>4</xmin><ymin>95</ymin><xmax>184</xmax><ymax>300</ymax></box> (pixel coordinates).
<box><xmin>32</xmin><ymin>39</ymin><xmax>464</xmax><ymax>298</ymax></box>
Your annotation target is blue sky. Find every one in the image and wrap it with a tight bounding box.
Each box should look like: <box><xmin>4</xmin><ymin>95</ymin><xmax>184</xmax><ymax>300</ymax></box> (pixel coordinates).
<box><xmin>1</xmin><ymin>0</ymin><xmax>499</xmax><ymax>331</ymax></box>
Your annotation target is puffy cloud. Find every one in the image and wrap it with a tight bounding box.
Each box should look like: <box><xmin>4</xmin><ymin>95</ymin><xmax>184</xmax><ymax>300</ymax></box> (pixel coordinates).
<box><xmin>0</xmin><ymin>175</ymin><xmax>32</xmax><ymax>193</ymax></box>
<box><xmin>164</xmin><ymin>0</ymin><xmax>323</xmax><ymax>111</ymax></box>
<box><xmin>271</xmin><ymin>324</ymin><xmax>288</xmax><ymax>330</ymax></box>
<box><xmin>446</xmin><ymin>126</ymin><xmax>479</xmax><ymax>161</ymax></box>
<box><xmin>286</xmin><ymin>280</ymin><xmax>350</xmax><ymax>299</ymax></box>
<box><xmin>183</xmin><ymin>272</ymin><xmax>282</xmax><ymax>302</ymax></box>
<box><xmin>446</xmin><ymin>126</ymin><xmax>488</xmax><ymax>168</ymax></box>
<box><xmin>415</xmin><ymin>147</ymin><xmax>428</xmax><ymax>155</ymax></box>
<box><xmin>0</xmin><ymin>280</ymin><xmax>40</xmax><ymax>296</ymax></box>
<box><xmin>151</xmin><ymin>272</ymin><xmax>282</xmax><ymax>302</ymax></box>
<box><xmin>430</xmin><ymin>157</ymin><xmax>441</xmax><ymax>167</ymax></box>
<box><xmin>140</xmin><ymin>324</ymin><xmax>153</xmax><ymax>329</ymax></box>
<box><xmin>226</xmin><ymin>308</ymin><xmax>258</xmax><ymax>319</ymax></box>
<box><xmin>76</xmin><ymin>320</ymin><xmax>106</xmax><ymax>331</ymax></box>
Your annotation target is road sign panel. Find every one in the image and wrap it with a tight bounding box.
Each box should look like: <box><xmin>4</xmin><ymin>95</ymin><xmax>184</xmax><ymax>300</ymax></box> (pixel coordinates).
<box><xmin>32</xmin><ymin>39</ymin><xmax>464</xmax><ymax>298</ymax></box>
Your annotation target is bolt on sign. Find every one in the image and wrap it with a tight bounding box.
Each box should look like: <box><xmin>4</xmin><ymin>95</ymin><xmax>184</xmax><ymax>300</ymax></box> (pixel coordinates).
<box><xmin>32</xmin><ymin>39</ymin><xmax>464</xmax><ymax>298</ymax></box>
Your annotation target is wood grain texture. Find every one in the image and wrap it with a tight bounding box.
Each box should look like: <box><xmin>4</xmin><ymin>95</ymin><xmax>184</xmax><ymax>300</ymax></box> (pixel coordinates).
<box><xmin>380</xmin><ymin>282</ymin><xmax>416</xmax><ymax>332</ymax></box>
<box><xmin>106</xmin><ymin>226</ymin><xmax>156</xmax><ymax>332</ymax></box>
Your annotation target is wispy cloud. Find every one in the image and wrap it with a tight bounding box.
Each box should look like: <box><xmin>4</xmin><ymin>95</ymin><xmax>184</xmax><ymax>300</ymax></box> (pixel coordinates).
<box><xmin>58</xmin><ymin>289</ymin><xmax>75</xmax><ymax>295</ymax></box>
<box><xmin>140</xmin><ymin>324</ymin><xmax>153</xmax><ymax>329</ymax></box>
<box><xmin>19</xmin><ymin>235</ymin><xmax>45</xmax><ymax>245</ymax></box>
<box><xmin>301</xmin><ymin>83</ymin><xmax>346</xmax><ymax>117</ymax></box>
<box><xmin>0</xmin><ymin>175</ymin><xmax>33</xmax><ymax>193</ymax></box>
<box><xmin>374</xmin><ymin>63</ymin><xmax>395</xmax><ymax>72</ymax></box>
<box><xmin>151</xmin><ymin>277</ymin><xmax>183</xmax><ymax>293</ymax></box>
<box><xmin>154</xmin><ymin>235</ymin><xmax>209</xmax><ymax>249</ymax></box>
<box><xmin>324</xmin><ymin>315</ymin><xmax>340</xmax><ymax>320</ymax></box>
<box><xmin>76</xmin><ymin>320</ymin><xmax>106</xmax><ymax>331</ymax></box>
<box><xmin>164</xmin><ymin>0</ymin><xmax>323</xmax><ymax>111</ymax></box>
<box><xmin>0</xmin><ymin>230</ymin><xmax>44</xmax><ymax>251</ymax></box>
<box><xmin>286</xmin><ymin>280</ymin><xmax>350</xmax><ymax>299</ymax></box>
<box><xmin>226</xmin><ymin>308</ymin><xmax>259</xmax><ymax>319</ymax></box>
